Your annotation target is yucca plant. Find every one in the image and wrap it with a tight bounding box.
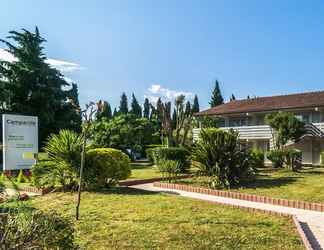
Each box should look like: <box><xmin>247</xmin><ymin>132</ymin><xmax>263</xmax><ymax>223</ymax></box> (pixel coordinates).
<box><xmin>191</xmin><ymin>128</ymin><xmax>254</xmax><ymax>188</ymax></box>
<box><xmin>32</xmin><ymin>130</ymin><xmax>82</xmax><ymax>190</ymax></box>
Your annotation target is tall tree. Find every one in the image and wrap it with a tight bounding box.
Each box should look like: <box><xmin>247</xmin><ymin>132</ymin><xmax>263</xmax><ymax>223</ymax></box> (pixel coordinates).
<box><xmin>96</xmin><ymin>100</ymin><xmax>112</xmax><ymax>120</ymax></box>
<box><xmin>158</xmin><ymin>101</ymin><xmax>173</xmax><ymax>146</ymax></box>
<box><xmin>119</xmin><ymin>92</ymin><xmax>128</xmax><ymax>114</ymax></box>
<box><xmin>209</xmin><ymin>80</ymin><xmax>224</xmax><ymax>107</ymax></box>
<box><xmin>182</xmin><ymin>101</ymin><xmax>193</xmax><ymax>145</ymax></box>
<box><xmin>192</xmin><ymin>94</ymin><xmax>200</xmax><ymax>113</ymax></box>
<box><xmin>113</xmin><ymin>108</ymin><xmax>118</xmax><ymax>117</ymax></box>
<box><xmin>0</xmin><ymin>27</ymin><xmax>81</xmax><ymax>144</ymax></box>
<box><xmin>230</xmin><ymin>94</ymin><xmax>236</xmax><ymax>101</ymax></box>
<box><xmin>130</xmin><ymin>93</ymin><xmax>142</xmax><ymax>117</ymax></box>
<box><xmin>143</xmin><ymin>98</ymin><xmax>150</xmax><ymax>119</ymax></box>
<box><xmin>171</xmin><ymin>108</ymin><xmax>177</xmax><ymax>129</ymax></box>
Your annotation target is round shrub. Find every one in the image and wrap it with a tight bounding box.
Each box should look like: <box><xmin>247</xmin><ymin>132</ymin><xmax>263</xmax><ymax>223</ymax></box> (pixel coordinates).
<box><xmin>85</xmin><ymin>148</ymin><xmax>131</xmax><ymax>188</ymax></box>
<box><xmin>249</xmin><ymin>148</ymin><xmax>264</xmax><ymax>169</ymax></box>
<box><xmin>152</xmin><ymin>147</ymin><xmax>190</xmax><ymax>172</ymax></box>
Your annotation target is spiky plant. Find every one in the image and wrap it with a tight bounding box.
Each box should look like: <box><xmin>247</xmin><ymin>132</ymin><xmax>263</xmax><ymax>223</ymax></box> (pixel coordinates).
<box><xmin>32</xmin><ymin>130</ymin><xmax>82</xmax><ymax>190</ymax></box>
<box><xmin>191</xmin><ymin>128</ymin><xmax>254</xmax><ymax>188</ymax></box>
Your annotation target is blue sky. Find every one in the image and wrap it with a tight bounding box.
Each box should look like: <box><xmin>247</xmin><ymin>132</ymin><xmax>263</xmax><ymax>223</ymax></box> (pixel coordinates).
<box><xmin>1</xmin><ymin>0</ymin><xmax>324</xmax><ymax>110</ymax></box>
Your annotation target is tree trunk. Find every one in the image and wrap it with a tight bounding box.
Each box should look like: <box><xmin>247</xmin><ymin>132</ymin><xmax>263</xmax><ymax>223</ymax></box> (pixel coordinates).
<box><xmin>76</xmin><ymin>137</ymin><xmax>86</xmax><ymax>220</ymax></box>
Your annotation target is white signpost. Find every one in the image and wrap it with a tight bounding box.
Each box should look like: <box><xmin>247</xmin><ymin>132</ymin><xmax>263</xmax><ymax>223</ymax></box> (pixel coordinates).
<box><xmin>2</xmin><ymin>114</ymin><xmax>38</xmax><ymax>170</ymax></box>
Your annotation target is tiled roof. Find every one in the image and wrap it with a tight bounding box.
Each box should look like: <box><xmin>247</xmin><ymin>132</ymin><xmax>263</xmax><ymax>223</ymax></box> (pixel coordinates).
<box><xmin>196</xmin><ymin>91</ymin><xmax>324</xmax><ymax>116</ymax></box>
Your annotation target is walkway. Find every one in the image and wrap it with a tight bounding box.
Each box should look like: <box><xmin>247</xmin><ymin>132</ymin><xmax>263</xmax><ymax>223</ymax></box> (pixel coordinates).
<box><xmin>131</xmin><ymin>183</ymin><xmax>324</xmax><ymax>250</ymax></box>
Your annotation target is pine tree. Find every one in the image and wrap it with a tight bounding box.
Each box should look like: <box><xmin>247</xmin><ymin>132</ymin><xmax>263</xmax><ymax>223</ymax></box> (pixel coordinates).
<box><xmin>119</xmin><ymin>92</ymin><xmax>128</xmax><ymax>114</ymax></box>
<box><xmin>192</xmin><ymin>95</ymin><xmax>200</xmax><ymax>113</ymax></box>
<box><xmin>143</xmin><ymin>98</ymin><xmax>150</xmax><ymax>119</ymax></box>
<box><xmin>0</xmin><ymin>27</ymin><xmax>81</xmax><ymax>144</ymax></box>
<box><xmin>209</xmin><ymin>80</ymin><xmax>224</xmax><ymax>107</ymax></box>
<box><xmin>230</xmin><ymin>94</ymin><xmax>236</xmax><ymax>101</ymax></box>
<box><xmin>130</xmin><ymin>93</ymin><xmax>142</xmax><ymax>117</ymax></box>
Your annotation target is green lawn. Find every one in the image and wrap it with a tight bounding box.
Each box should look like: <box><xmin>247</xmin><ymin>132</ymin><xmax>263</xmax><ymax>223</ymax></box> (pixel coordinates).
<box><xmin>129</xmin><ymin>163</ymin><xmax>162</xmax><ymax>179</ymax></box>
<box><xmin>178</xmin><ymin>166</ymin><xmax>324</xmax><ymax>203</ymax></box>
<box><xmin>29</xmin><ymin>188</ymin><xmax>303</xmax><ymax>250</ymax></box>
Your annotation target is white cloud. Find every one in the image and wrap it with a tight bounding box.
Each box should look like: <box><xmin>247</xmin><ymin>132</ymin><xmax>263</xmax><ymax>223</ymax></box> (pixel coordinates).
<box><xmin>0</xmin><ymin>48</ymin><xmax>17</xmax><ymax>62</ymax></box>
<box><xmin>145</xmin><ymin>84</ymin><xmax>193</xmax><ymax>105</ymax></box>
<box><xmin>0</xmin><ymin>48</ymin><xmax>83</xmax><ymax>73</ymax></box>
<box><xmin>45</xmin><ymin>58</ymin><xmax>83</xmax><ymax>73</ymax></box>
<box><xmin>148</xmin><ymin>84</ymin><xmax>161</xmax><ymax>94</ymax></box>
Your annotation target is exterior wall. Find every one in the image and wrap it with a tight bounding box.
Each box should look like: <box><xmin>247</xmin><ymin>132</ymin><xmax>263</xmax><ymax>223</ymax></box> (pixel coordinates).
<box><xmin>193</xmin><ymin>107</ymin><xmax>324</xmax><ymax>165</ymax></box>
<box><xmin>192</xmin><ymin>128</ymin><xmax>324</xmax><ymax>165</ymax></box>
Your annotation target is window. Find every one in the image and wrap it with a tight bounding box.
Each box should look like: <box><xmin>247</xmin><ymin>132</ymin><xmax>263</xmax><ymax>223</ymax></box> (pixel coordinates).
<box><xmin>312</xmin><ymin>112</ymin><xmax>320</xmax><ymax>123</ymax></box>
<box><xmin>229</xmin><ymin>117</ymin><xmax>249</xmax><ymax>127</ymax></box>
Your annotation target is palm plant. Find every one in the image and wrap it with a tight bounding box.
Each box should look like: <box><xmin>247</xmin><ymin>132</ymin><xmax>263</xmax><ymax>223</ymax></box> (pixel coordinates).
<box><xmin>191</xmin><ymin>128</ymin><xmax>253</xmax><ymax>188</ymax></box>
<box><xmin>32</xmin><ymin>130</ymin><xmax>82</xmax><ymax>190</ymax></box>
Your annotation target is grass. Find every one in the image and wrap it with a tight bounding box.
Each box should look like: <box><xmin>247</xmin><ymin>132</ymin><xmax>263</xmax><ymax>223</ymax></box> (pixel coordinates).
<box><xmin>128</xmin><ymin>163</ymin><xmax>162</xmax><ymax>180</ymax></box>
<box><xmin>177</xmin><ymin>166</ymin><xmax>324</xmax><ymax>203</ymax></box>
<box><xmin>28</xmin><ymin>188</ymin><xmax>303</xmax><ymax>250</ymax></box>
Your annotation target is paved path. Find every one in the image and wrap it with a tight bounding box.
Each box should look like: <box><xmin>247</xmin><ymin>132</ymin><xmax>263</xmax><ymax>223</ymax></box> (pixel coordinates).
<box><xmin>131</xmin><ymin>183</ymin><xmax>324</xmax><ymax>250</ymax></box>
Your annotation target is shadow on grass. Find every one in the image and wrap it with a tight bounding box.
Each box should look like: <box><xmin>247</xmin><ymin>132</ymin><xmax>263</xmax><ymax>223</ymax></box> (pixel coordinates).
<box><xmin>91</xmin><ymin>186</ymin><xmax>159</xmax><ymax>196</ymax></box>
<box><xmin>239</xmin><ymin>176</ymin><xmax>300</xmax><ymax>189</ymax></box>
<box><xmin>130</xmin><ymin>163</ymin><xmax>154</xmax><ymax>169</ymax></box>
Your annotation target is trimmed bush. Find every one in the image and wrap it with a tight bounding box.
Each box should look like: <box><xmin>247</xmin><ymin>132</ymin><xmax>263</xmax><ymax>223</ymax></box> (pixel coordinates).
<box><xmin>249</xmin><ymin>148</ymin><xmax>264</xmax><ymax>169</ymax></box>
<box><xmin>267</xmin><ymin>150</ymin><xmax>286</xmax><ymax>168</ymax></box>
<box><xmin>145</xmin><ymin>145</ymin><xmax>164</xmax><ymax>162</ymax></box>
<box><xmin>152</xmin><ymin>147</ymin><xmax>190</xmax><ymax>172</ymax></box>
<box><xmin>85</xmin><ymin>148</ymin><xmax>131</xmax><ymax>188</ymax></box>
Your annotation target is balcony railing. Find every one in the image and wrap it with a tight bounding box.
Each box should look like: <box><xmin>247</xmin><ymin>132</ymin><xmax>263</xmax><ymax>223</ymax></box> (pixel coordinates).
<box><xmin>193</xmin><ymin>122</ymin><xmax>324</xmax><ymax>141</ymax></box>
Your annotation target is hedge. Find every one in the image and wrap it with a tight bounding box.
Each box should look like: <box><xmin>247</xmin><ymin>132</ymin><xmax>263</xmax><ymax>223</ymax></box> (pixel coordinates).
<box><xmin>85</xmin><ymin>148</ymin><xmax>131</xmax><ymax>188</ymax></box>
<box><xmin>150</xmin><ymin>147</ymin><xmax>190</xmax><ymax>173</ymax></box>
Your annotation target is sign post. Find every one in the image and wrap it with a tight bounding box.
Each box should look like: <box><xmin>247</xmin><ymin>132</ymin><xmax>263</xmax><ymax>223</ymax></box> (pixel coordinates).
<box><xmin>2</xmin><ymin>114</ymin><xmax>38</xmax><ymax>170</ymax></box>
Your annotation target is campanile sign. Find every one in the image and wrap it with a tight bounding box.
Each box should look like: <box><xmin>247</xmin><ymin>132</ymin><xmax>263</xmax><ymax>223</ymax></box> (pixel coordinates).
<box><xmin>2</xmin><ymin>114</ymin><xmax>38</xmax><ymax>170</ymax></box>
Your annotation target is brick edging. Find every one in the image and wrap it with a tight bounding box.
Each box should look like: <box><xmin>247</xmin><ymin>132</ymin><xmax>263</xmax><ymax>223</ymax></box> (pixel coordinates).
<box><xmin>119</xmin><ymin>175</ymin><xmax>191</xmax><ymax>187</ymax></box>
<box><xmin>18</xmin><ymin>186</ymin><xmax>52</xmax><ymax>195</ymax></box>
<box><xmin>153</xmin><ymin>182</ymin><xmax>324</xmax><ymax>212</ymax></box>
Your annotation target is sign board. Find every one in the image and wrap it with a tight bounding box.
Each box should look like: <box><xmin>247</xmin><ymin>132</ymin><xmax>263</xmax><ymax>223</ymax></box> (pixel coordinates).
<box><xmin>2</xmin><ymin>114</ymin><xmax>38</xmax><ymax>170</ymax></box>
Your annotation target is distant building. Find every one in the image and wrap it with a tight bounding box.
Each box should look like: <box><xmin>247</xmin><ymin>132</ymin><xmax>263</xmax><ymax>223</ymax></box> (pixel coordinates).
<box><xmin>194</xmin><ymin>91</ymin><xmax>324</xmax><ymax>165</ymax></box>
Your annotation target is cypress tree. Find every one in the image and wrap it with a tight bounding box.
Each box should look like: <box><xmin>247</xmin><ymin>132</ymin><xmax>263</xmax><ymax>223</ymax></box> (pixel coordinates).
<box><xmin>119</xmin><ymin>92</ymin><xmax>128</xmax><ymax>114</ymax></box>
<box><xmin>171</xmin><ymin>108</ymin><xmax>177</xmax><ymax>129</ymax></box>
<box><xmin>130</xmin><ymin>93</ymin><xmax>142</xmax><ymax>117</ymax></box>
<box><xmin>192</xmin><ymin>95</ymin><xmax>200</xmax><ymax>113</ymax></box>
<box><xmin>113</xmin><ymin>107</ymin><xmax>118</xmax><ymax>117</ymax></box>
<box><xmin>185</xmin><ymin>101</ymin><xmax>191</xmax><ymax>116</ymax></box>
<box><xmin>96</xmin><ymin>100</ymin><xmax>112</xmax><ymax>120</ymax></box>
<box><xmin>143</xmin><ymin>98</ymin><xmax>150</xmax><ymax>119</ymax></box>
<box><xmin>230</xmin><ymin>94</ymin><xmax>236</xmax><ymax>101</ymax></box>
<box><xmin>209</xmin><ymin>80</ymin><xmax>224</xmax><ymax>107</ymax></box>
